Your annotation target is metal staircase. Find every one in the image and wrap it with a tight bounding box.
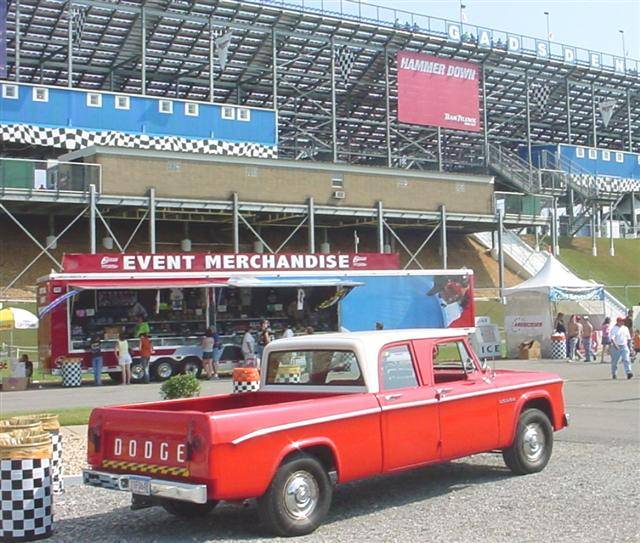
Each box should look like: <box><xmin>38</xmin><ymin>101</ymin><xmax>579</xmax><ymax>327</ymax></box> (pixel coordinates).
<box><xmin>472</xmin><ymin>230</ymin><xmax>628</xmax><ymax>318</ymax></box>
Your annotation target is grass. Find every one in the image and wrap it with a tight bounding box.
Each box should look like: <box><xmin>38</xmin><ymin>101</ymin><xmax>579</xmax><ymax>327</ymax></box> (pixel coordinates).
<box><xmin>1</xmin><ymin>407</ymin><xmax>92</xmax><ymax>427</ymax></box>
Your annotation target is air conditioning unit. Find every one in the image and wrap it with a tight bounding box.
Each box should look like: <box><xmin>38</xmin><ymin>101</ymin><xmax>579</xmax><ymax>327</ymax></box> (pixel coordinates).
<box><xmin>332</xmin><ymin>190</ymin><xmax>346</xmax><ymax>199</ymax></box>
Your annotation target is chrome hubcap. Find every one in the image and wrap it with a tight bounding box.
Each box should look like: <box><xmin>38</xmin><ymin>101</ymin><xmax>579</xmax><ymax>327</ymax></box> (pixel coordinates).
<box><xmin>522</xmin><ymin>423</ymin><xmax>546</xmax><ymax>462</ymax></box>
<box><xmin>283</xmin><ymin>471</ymin><xmax>319</xmax><ymax>520</ymax></box>
<box><xmin>131</xmin><ymin>364</ymin><xmax>143</xmax><ymax>379</ymax></box>
<box><xmin>184</xmin><ymin>363</ymin><xmax>198</xmax><ymax>375</ymax></box>
<box><xmin>157</xmin><ymin>363</ymin><xmax>172</xmax><ymax>379</ymax></box>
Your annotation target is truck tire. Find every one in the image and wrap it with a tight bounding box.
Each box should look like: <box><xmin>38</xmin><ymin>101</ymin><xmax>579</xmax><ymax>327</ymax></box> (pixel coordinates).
<box><xmin>161</xmin><ymin>499</ymin><xmax>218</xmax><ymax>518</ymax></box>
<box><xmin>108</xmin><ymin>371</ymin><xmax>123</xmax><ymax>384</ymax></box>
<box><xmin>152</xmin><ymin>358</ymin><xmax>175</xmax><ymax>382</ymax></box>
<box><xmin>257</xmin><ymin>452</ymin><xmax>332</xmax><ymax>537</ymax></box>
<box><xmin>182</xmin><ymin>357</ymin><xmax>203</xmax><ymax>379</ymax></box>
<box><xmin>130</xmin><ymin>361</ymin><xmax>144</xmax><ymax>383</ymax></box>
<box><xmin>502</xmin><ymin>408</ymin><xmax>553</xmax><ymax>475</ymax></box>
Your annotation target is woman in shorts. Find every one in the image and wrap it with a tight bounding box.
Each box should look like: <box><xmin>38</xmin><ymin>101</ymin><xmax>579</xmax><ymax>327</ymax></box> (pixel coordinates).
<box><xmin>115</xmin><ymin>333</ymin><xmax>132</xmax><ymax>385</ymax></box>
<box><xmin>202</xmin><ymin>328</ymin><xmax>216</xmax><ymax>380</ymax></box>
<box><xmin>600</xmin><ymin>317</ymin><xmax>611</xmax><ymax>364</ymax></box>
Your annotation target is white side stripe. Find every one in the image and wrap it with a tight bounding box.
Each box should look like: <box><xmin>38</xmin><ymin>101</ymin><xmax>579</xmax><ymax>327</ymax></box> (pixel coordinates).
<box><xmin>229</xmin><ymin>379</ymin><xmax>563</xmax><ymax>445</ymax></box>
<box><xmin>231</xmin><ymin>407</ymin><xmax>381</xmax><ymax>445</ymax></box>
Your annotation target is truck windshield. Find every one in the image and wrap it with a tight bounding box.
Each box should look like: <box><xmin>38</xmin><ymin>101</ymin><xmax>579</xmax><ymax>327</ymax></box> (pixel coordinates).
<box><xmin>266</xmin><ymin>350</ymin><xmax>364</xmax><ymax>386</ymax></box>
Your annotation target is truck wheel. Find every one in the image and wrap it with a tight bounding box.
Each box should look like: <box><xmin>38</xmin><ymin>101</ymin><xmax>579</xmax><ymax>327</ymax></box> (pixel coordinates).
<box><xmin>502</xmin><ymin>408</ymin><xmax>553</xmax><ymax>475</ymax></box>
<box><xmin>130</xmin><ymin>361</ymin><xmax>144</xmax><ymax>383</ymax></box>
<box><xmin>257</xmin><ymin>452</ymin><xmax>332</xmax><ymax>537</ymax></box>
<box><xmin>152</xmin><ymin>359</ymin><xmax>175</xmax><ymax>382</ymax></box>
<box><xmin>161</xmin><ymin>499</ymin><xmax>218</xmax><ymax>518</ymax></box>
<box><xmin>182</xmin><ymin>357</ymin><xmax>202</xmax><ymax>379</ymax></box>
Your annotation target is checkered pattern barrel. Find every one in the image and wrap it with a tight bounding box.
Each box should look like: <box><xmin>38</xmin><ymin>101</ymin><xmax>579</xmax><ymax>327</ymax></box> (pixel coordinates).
<box><xmin>232</xmin><ymin>367</ymin><xmax>260</xmax><ymax>393</ymax></box>
<box><xmin>274</xmin><ymin>366</ymin><xmax>302</xmax><ymax>384</ymax></box>
<box><xmin>0</xmin><ymin>459</ymin><xmax>53</xmax><ymax>542</ymax></box>
<box><xmin>551</xmin><ymin>336</ymin><xmax>567</xmax><ymax>359</ymax></box>
<box><xmin>60</xmin><ymin>362</ymin><xmax>82</xmax><ymax>388</ymax></box>
<box><xmin>50</xmin><ymin>432</ymin><xmax>63</xmax><ymax>495</ymax></box>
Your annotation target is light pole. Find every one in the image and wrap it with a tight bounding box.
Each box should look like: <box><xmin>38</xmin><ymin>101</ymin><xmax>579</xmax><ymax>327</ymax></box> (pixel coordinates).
<box><xmin>460</xmin><ymin>2</ymin><xmax>467</xmax><ymax>24</ymax></box>
<box><xmin>544</xmin><ymin>11</ymin><xmax>551</xmax><ymax>42</ymax></box>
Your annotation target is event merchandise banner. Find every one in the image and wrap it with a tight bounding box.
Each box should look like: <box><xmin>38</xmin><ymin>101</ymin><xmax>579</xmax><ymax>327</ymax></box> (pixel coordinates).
<box><xmin>397</xmin><ymin>51</ymin><xmax>480</xmax><ymax>132</ymax></box>
<box><xmin>62</xmin><ymin>253</ymin><xmax>400</xmax><ymax>273</ymax></box>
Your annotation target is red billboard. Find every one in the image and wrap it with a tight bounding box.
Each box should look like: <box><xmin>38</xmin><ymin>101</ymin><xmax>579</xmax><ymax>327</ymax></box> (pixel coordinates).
<box><xmin>397</xmin><ymin>51</ymin><xmax>480</xmax><ymax>132</ymax></box>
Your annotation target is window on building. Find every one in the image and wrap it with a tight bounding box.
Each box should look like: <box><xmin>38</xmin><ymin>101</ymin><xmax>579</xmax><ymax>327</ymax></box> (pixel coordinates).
<box><xmin>86</xmin><ymin>93</ymin><xmax>102</xmax><ymax>108</ymax></box>
<box><xmin>602</xmin><ymin>150</ymin><xmax>611</xmax><ymax>161</ymax></box>
<box><xmin>32</xmin><ymin>87</ymin><xmax>49</xmax><ymax>102</ymax></box>
<box><xmin>115</xmin><ymin>95</ymin><xmax>130</xmax><ymax>110</ymax></box>
<box><xmin>2</xmin><ymin>84</ymin><xmax>18</xmax><ymax>99</ymax></box>
<box><xmin>237</xmin><ymin>108</ymin><xmax>251</xmax><ymax>122</ymax></box>
<box><xmin>615</xmin><ymin>152</ymin><xmax>624</xmax><ymax>163</ymax></box>
<box><xmin>588</xmin><ymin>149</ymin><xmax>597</xmax><ymax>160</ymax></box>
<box><xmin>432</xmin><ymin>340</ymin><xmax>477</xmax><ymax>383</ymax></box>
<box><xmin>576</xmin><ymin>147</ymin><xmax>585</xmax><ymax>158</ymax></box>
<box><xmin>380</xmin><ymin>344</ymin><xmax>418</xmax><ymax>390</ymax></box>
<box><xmin>331</xmin><ymin>174</ymin><xmax>344</xmax><ymax>189</ymax></box>
<box><xmin>159</xmin><ymin>100</ymin><xmax>173</xmax><ymax>114</ymax></box>
<box><xmin>221</xmin><ymin>106</ymin><xmax>235</xmax><ymax>120</ymax></box>
<box><xmin>185</xmin><ymin>102</ymin><xmax>199</xmax><ymax>117</ymax></box>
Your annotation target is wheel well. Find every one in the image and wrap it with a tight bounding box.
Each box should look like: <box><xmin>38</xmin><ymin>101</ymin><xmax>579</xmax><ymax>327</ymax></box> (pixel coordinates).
<box><xmin>522</xmin><ymin>397</ymin><xmax>553</xmax><ymax>424</ymax></box>
<box><xmin>283</xmin><ymin>445</ymin><xmax>337</xmax><ymax>474</ymax></box>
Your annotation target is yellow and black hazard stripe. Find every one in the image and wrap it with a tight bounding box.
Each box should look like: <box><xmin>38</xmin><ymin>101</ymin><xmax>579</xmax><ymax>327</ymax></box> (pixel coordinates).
<box><xmin>102</xmin><ymin>459</ymin><xmax>189</xmax><ymax>478</ymax></box>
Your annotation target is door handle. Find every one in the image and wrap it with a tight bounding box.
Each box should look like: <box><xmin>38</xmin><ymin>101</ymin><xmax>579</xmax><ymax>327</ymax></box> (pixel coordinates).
<box><xmin>383</xmin><ymin>393</ymin><xmax>403</xmax><ymax>401</ymax></box>
<box><xmin>436</xmin><ymin>387</ymin><xmax>453</xmax><ymax>398</ymax></box>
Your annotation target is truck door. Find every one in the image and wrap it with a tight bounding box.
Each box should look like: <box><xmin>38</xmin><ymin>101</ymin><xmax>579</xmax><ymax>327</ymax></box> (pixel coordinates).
<box><xmin>375</xmin><ymin>342</ymin><xmax>440</xmax><ymax>472</ymax></box>
<box><xmin>430</xmin><ymin>338</ymin><xmax>500</xmax><ymax>460</ymax></box>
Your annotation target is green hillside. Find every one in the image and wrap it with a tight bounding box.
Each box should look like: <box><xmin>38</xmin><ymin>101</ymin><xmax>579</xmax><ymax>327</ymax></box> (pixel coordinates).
<box><xmin>556</xmin><ymin>237</ymin><xmax>640</xmax><ymax>308</ymax></box>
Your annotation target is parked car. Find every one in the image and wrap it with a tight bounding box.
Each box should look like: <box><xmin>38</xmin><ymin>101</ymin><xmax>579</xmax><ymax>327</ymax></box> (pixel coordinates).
<box><xmin>84</xmin><ymin>329</ymin><xmax>568</xmax><ymax>536</ymax></box>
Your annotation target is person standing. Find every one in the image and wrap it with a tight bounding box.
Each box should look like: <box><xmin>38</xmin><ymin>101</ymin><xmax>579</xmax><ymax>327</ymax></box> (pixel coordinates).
<box><xmin>241</xmin><ymin>326</ymin><xmax>257</xmax><ymax>367</ymax></box>
<box><xmin>581</xmin><ymin>316</ymin><xmax>594</xmax><ymax>362</ymax></box>
<box><xmin>282</xmin><ymin>323</ymin><xmax>295</xmax><ymax>339</ymax></box>
<box><xmin>212</xmin><ymin>327</ymin><xmax>223</xmax><ymax>380</ymax></box>
<box><xmin>567</xmin><ymin>315</ymin><xmax>582</xmax><ymax>360</ymax></box>
<box><xmin>115</xmin><ymin>333</ymin><xmax>132</xmax><ymax>385</ymax></box>
<box><xmin>202</xmin><ymin>328</ymin><xmax>215</xmax><ymax>380</ymax></box>
<box><xmin>610</xmin><ymin>317</ymin><xmax>632</xmax><ymax>380</ymax></box>
<box><xmin>90</xmin><ymin>335</ymin><xmax>103</xmax><ymax>386</ymax></box>
<box><xmin>600</xmin><ymin>317</ymin><xmax>611</xmax><ymax>364</ymax></box>
<box><xmin>257</xmin><ymin>320</ymin><xmax>272</xmax><ymax>362</ymax></box>
<box><xmin>554</xmin><ymin>313</ymin><xmax>566</xmax><ymax>335</ymax></box>
<box><xmin>139</xmin><ymin>333</ymin><xmax>153</xmax><ymax>384</ymax></box>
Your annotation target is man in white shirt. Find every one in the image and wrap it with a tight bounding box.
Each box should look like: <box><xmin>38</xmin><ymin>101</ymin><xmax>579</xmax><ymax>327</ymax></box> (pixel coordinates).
<box><xmin>610</xmin><ymin>317</ymin><xmax>632</xmax><ymax>380</ymax></box>
<box><xmin>241</xmin><ymin>326</ymin><xmax>257</xmax><ymax>367</ymax></box>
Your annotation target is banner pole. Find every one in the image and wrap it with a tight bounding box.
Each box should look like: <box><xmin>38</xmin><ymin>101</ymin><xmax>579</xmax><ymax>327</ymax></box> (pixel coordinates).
<box><xmin>385</xmin><ymin>47</ymin><xmax>392</xmax><ymax>168</ymax></box>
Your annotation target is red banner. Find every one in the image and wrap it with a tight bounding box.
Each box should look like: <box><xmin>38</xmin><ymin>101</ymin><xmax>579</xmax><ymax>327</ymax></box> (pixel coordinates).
<box><xmin>61</xmin><ymin>253</ymin><xmax>400</xmax><ymax>274</ymax></box>
<box><xmin>397</xmin><ymin>51</ymin><xmax>480</xmax><ymax>132</ymax></box>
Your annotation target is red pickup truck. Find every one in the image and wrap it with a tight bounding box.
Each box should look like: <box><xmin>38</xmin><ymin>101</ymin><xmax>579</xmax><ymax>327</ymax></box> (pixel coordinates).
<box><xmin>84</xmin><ymin>329</ymin><xmax>568</xmax><ymax>536</ymax></box>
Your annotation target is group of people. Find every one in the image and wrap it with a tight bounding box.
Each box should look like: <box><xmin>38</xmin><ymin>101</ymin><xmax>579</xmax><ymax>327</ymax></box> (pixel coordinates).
<box><xmin>554</xmin><ymin>310</ymin><xmax>639</xmax><ymax>380</ymax></box>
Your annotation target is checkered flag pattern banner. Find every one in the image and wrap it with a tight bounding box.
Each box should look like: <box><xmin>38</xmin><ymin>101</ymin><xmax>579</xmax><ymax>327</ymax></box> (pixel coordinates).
<box><xmin>70</xmin><ymin>5</ymin><xmax>87</xmax><ymax>51</ymax></box>
<box><xmin>61</xmin><ymin>361</ymin><xmax>82</xmax><ymax>387</ymax></box>
<box><xmin>0</xmin><ymin>459</ymin><xmax>53</xmax><ymax>542</ymax></box>
<box><xmin>233</xmin><ymin>380</ymin><xmax>260</xmax><ymax>393</ymax></box>
<box><xmin>335</xmin><ymin>46</ymin><xmax>356</xmax><ymax>83</ymax></box>
<box><xmin>530</xmin><ymin>83</ymin><xmax>552</xmax><ymax>111</ymax></box>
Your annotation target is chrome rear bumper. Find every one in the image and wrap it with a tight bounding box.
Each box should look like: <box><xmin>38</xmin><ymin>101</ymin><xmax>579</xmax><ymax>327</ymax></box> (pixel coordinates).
<box><xmin>83</xmin><ymin>469</ymin><xmax>208</xmax><ymax>504</ymax></box>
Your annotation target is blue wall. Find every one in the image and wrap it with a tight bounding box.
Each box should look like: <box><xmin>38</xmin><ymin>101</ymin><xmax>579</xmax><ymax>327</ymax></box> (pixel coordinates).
<box><xmin>523</xmin><ymin>144</ymin><xmax>640</xmax><ymax>180</ymax></box>
<box><xmin>0</xmin><ymin>84</ymin><xmax>277</xmax><ymax>146</ymax></box>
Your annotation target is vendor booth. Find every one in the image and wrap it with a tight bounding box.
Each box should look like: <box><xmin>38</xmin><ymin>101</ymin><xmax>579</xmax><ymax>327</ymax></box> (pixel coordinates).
<box><xmin>37</xmin><ymin>253</ymin><xmax>475</xmax><ymax>382</ymax></box>
<box><xmin>504</xmin><ymin>256</ymin><xmax>605</xmax><ymax>358</ymax></box>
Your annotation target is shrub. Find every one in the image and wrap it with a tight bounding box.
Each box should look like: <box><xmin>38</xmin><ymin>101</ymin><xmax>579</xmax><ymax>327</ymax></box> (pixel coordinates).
<box><xmin>160</xmin><ymin>374</ymin><xmax>201</xmax><ymax>400</ymax></box>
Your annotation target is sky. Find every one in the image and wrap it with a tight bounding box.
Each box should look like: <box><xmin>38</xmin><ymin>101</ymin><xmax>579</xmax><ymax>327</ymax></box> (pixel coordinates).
<box><xmin>292</xmin><ymin>0</ymin><xmax>640</xmax><ymax>59</ymax></box>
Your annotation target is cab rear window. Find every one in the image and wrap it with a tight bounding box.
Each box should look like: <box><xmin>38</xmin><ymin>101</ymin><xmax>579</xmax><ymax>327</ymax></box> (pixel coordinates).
<box><xmin>266</xmin><ymin>350</ymin><xmax>364</xmax><ymax>386</ymax></box>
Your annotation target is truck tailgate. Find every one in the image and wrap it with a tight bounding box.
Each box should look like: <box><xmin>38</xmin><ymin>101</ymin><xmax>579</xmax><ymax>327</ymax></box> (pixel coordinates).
<box><xmin>88</xmin><ymin>407</ymin><xmax>212</xmax><ymax>481</ymax></box>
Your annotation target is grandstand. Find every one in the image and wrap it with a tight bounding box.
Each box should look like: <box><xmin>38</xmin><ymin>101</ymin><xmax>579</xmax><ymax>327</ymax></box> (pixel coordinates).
<box><xmin>0</xmin><ymin>0</ymin><xmax>638</xmax><ymax>295</ymax></box>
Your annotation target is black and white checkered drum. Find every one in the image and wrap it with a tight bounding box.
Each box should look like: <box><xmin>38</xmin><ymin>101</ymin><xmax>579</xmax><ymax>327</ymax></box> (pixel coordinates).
<box><xmin>232</xmin><ymin>380</ymin><xmax>260</xmax><ymax>393</ymax></box>
<box><xmin>274</xmin><ymin>366</ymin><xmax>302</xmax><ymax>384</ymax></box>
<box><xmin>551</xmin><ymin>337</ymin><xmax>567</xmax><ymax>359</ymax></box>
<box><xmin>50</xmin><ymin>432</ymin><xmax>63</xmax><ymax>495</ymax></box>
<box><xmin>0</xmin><ymin>459</ymin><xmax>53</xmax><ymax>542</ymax></box>
<box><xmin>60</xmin><ymin>362</ymin><xmax>82</xmax><ymax>388</ymax></box>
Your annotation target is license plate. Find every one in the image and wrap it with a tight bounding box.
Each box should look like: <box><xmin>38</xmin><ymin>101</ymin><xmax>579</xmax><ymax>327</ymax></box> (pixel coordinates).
<box><xmin>129</xmin><ymin>475</ymin><xmax>151</xmax><ymax>496</ymax></box>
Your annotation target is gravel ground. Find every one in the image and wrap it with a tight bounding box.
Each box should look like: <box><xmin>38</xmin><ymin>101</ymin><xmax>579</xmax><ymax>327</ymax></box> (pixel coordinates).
<box><xmin>60</xmin><ymin>427</ymin><xmax>87</xmax><ymax>477</ymax></box>
<box><xmin>49</xmin><ymin>441</ymin><xmax>639</xmax><ymax>543</ymax></box>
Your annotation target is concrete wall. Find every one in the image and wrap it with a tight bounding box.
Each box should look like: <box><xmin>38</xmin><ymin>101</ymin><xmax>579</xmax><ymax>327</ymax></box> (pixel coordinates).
<box><xmin>86</xmin><ymin>150</ymin><xmax>494</xmax><ymax>215</ymax></box>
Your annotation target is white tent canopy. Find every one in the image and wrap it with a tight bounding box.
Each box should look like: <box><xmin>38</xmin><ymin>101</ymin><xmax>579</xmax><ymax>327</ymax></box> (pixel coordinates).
<box><xmin>504</xmin><ymin>256</ymin><xmax>602</xmax><ymax>295</ymax></box>
<box><xmin>504</xmin><ymin>256</ymin><xmax>605</xmax><ymax>358</ymax></box>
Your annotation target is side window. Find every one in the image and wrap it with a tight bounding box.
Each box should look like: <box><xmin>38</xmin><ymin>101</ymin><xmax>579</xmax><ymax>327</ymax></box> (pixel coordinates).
<box><xmin>380</xmin><ymin>344</ymin><xmax>418</xmax><ymax>390</ymax></box>
<box><xmin>432</xmin><ymin>341</ymin><xmax>476</xmax><ymax>383</ymax></box>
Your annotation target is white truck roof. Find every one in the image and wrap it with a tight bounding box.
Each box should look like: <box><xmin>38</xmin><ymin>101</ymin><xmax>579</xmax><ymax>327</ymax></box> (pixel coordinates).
<box><xmin>262</xmin><ymin>328</ymin><xmax>473</xmax><ymax>394</ymax></box>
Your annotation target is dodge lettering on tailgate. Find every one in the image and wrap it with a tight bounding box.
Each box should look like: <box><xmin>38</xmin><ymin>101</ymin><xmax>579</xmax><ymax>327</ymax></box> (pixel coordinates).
<box><xmin>84</xmin><ymin>329</ymin><xmax>568</xmax><ymax>537</ymax></box>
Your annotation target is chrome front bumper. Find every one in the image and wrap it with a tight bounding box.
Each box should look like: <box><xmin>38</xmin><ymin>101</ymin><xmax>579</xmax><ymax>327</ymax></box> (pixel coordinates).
<box><xmin>83</xmin><ymin>469</ymin><xmax>208</xmax><ymax>504</ymax></box>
